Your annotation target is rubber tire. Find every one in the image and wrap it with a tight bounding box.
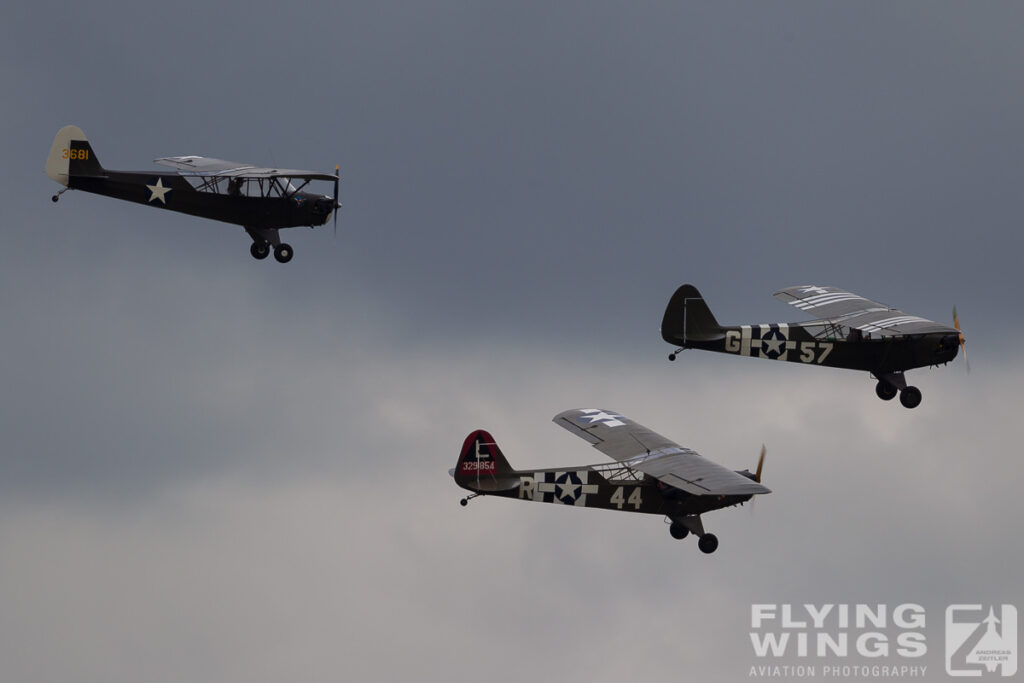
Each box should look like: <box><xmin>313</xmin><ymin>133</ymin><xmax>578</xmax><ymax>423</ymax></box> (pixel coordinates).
<box><xmin>669</xmin><ymin>522</ymin><xmax>689</xmax><ymax>540</ymax></box>
<box><xmin>698</xmin><ymin>533</ymin><xmax>719</xmax><ymax>554</ymax></box>
<box><xmin>875</xmin><ymin>380</ymin><xmax>897</xmax><ymax>401</ymax></box>
<box><xmin>900</xmin><ymin>386</ymin><xmax>922</xmax><ymax>409</ymax></box>
<box><xmin>250</xmin><ymin>242</ymin><xmax>270</xmax><ymax>260</ymax></box>
<box><xmin>274</xmin><ymin>243</ymin><xmax>293</xmax><ymax>263</ymax></box>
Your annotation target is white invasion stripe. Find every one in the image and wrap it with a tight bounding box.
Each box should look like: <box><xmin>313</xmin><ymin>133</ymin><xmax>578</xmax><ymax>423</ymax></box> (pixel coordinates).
<box><xmin>803</xmin><ymin>292</ymin><xmax>857</xmax><ymax>303</ymax></box>
<box><xmin>857</xmin><ymin>316</ymin><xmax>931</xmax><ymax>332</ymax></box>
<box><xmin>796</xmin><ymin>293</ymin><xmax>864</xmax><ymax>309</ymax></box>
<box><xmin>794</xmin><ymin>294</ymin><xmax>861</xmax><ymax>309</ymax></box>
<box><xmin>862</xmin><ymin>315</ymin><xmax>929</xmax><ymax>328</ymax></box>
<box><xmin>840</xmin><ymin>307</ymin><xmax>890</xmax><ymax>318</ymax></box>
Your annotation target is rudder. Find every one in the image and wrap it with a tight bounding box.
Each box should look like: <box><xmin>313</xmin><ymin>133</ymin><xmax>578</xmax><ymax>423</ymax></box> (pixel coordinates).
<box><xmin>661</xmin><ymin>284</ymin><xmax>724</xmax><ymax>344</ymax></box>
<box><xmin>453</xmin><ymin>430</ymin><xmax>518</xmax><ymax>491</ymax></box>
<box><xmin>46</xmin><ymin>125</ymin><xmax>103</xmax><ymax>186</ymax></box>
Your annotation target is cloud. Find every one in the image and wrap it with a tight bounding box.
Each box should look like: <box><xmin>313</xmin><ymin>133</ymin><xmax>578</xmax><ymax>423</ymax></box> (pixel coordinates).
<box><xmin>3</xmin><ymin>2</ymin><xmax>1022</xmax><ymax>681</ymax></box>
<box><xmin>1</xmin><ymin>337</ymin><xmax>1019</xmax><ymax>681</ymax></box>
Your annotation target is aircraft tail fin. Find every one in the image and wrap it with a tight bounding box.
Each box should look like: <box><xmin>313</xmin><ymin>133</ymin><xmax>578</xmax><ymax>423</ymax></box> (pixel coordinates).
<box><xmin>661</xmin><ymin>284</ymin><xmax>725</xmax><ymax>344</ymax></box>
<box><xmin>46</xmin><ymin>125</ymin><xmax>104</xmax><ymax>186</ymax></box>
<box><xmin>451</xmin><ymin>430</ymin><xmax>519</xmax><ymax>491</ymax></box>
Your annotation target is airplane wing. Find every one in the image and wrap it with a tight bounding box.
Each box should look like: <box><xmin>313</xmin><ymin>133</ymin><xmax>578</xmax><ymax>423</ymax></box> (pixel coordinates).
<box><xmin>552</xmin><ymin>409</ymin><xmax>769</xmax><ymax>496</ymax></box>
<box><xmin>154</xmin><ymin>155</ymin><xmax>336</xmax><ymax>180</ymax></box>
<box><xmin>773</xmin><ymin>285</ymin><xmax>956</xmax><ymax>337</ymax></box>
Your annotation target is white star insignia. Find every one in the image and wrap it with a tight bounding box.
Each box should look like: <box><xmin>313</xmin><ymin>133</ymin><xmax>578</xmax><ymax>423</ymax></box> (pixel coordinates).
<box><xmin>800</xmin><ymin>285</ymin><xmax>829</xmax><ymax>295</ymax></box>
<box><xmin>578</xmin><ymin>409</ymin><xmax>625</xmax><ymax>427</ymax></box>
<box><xmin>762</xmin><ymin>335</ymin><xmax>785</xmax><ymax>355</ymax></box>
<box><xmin>556</xmin><ymin>479</ymin><xmax>581</xmax><ymax>500</ymax></box>
<box><xmin>146</xmin><ymin>178</ymin><xmax>172</xmax><ymax>204</ymax></box>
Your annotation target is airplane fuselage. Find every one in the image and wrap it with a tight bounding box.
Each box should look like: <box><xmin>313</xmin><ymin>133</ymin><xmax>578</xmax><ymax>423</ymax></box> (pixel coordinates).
<box><xmin>456</xmin><ymin>464</ymin><xmax>754</xmax><ymax>518</ymax></box>
<box><xmin>680</xmin><ymin>323</ymin><xmax>960</xmax><ymax>375</ymax></box>
<box><xmin>47</xmin><ymin>126</ymin><xmax>338</xmax><ymax>262</ymax></box>
<box><xmin>68</xmin><ymin>170</ymin><xmax>335</xmax><ymax>231</ymax></box>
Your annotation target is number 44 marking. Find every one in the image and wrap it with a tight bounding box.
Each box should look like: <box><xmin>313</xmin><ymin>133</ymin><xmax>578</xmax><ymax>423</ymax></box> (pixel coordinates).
<box><xmin>610</xmin><ymin>486</ymin><xmax>643</xmax><ymax>510</ymax></box>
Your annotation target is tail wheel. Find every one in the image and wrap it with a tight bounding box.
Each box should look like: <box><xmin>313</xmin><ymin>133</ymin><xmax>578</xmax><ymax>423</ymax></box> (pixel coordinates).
<box><xmin>875</xmin><ymin>380</ymin><xmax>898</xmax><ymax>401</ymax></box>
<box><xmin>274</xmin><ymin>243</ymin><xmax>293</xmax><ymax>263</ymax></box>
<box><xmin>698</xmin><ymin>533</ymin><xmax>719</xmax><ymax>554</ymax></box>
<box><xmin>900</xmin><ymin>386</ymin><xmax>922</xmax><ymax>409</ymax></box>
<box><xmin>250</xmin><ymin>242</ymin><xmax>270</xmax><ymax>260</ymax></box>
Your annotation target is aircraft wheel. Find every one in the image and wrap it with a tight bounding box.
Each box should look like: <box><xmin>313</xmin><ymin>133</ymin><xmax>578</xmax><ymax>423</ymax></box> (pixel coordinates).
<box><xmin>698</xmin><ymin>533</ymin><xmax>719</xmax><ymax>554</ymax></box>
<box><xmin>274</xmin><ymin>243</ymin><xmax>293</xmax><ymax>263</ymax></box>
<box><xmin>875</xmin><ymin>380</ymin><xmax>898</xmax><ymax>401</ymax></box>
<box><xmin>900</xmin><ymin>386</ymin><xmax>922</xmax><ymax>409</ymax></box>
<box><xmin>669</xmin><ymin>522</ymin><xmax>689</xmax><ymax>540</ymax></box>
<box><xmin>250</xmin><ymin>242</ymin><xmax>270</xmax><ymax>260</ymax></box>
<box><xmin>459</xmin><ymin>498</ymin><xmax>468</xmax><ymax>507</ymax></box>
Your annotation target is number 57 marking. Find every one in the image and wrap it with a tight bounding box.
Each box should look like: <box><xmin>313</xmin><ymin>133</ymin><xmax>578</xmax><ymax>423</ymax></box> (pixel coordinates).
<box><xmin>799</xmin><ymin>342</ymin><xmax>833</xmax><ymax>364</ymax></box>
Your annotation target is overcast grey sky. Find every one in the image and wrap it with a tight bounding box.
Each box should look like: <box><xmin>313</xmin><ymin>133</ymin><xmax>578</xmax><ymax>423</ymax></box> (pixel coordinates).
<box><xmin>2</xmin><ymin>2</ymin><xmax>1022</xmax><ymax>682</ymax></box>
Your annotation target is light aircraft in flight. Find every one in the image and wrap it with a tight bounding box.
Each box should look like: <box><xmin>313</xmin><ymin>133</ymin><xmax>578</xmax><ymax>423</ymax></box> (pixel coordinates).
<box><xmin>452</xmin><ymin>409</ymin><xmax>769</xmax><ymax>554</ymax></box>
<box><xmin>46</xmin><ymin>125</ymin><xmax>339</xmax><ymax>262</ymax></box>
<box><xmin>662</xmin><ymin>284</ymin><xmax>967</xmax><ymax>408</ymax></box>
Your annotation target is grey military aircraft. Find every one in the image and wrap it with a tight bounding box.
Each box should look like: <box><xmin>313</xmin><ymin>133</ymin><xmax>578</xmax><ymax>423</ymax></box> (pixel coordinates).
<box><xmin>45</xmin><ymin>125</ymin><xmax>340</xmax><ymax>262</ymax></box>
<box><xmin>662</xmin><ymin>284</ymin><xmax>967</xmax><ymax>408</ymax></box>
<box><xmin>452</xmin><ymin>409</ymin><xmax>769</xmax><ymax>553</ymax></box>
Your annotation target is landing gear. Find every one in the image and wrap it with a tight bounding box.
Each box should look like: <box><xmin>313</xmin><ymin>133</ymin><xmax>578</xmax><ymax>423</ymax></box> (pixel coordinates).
<box><xmin>874</xmin><ymin>372</ymin><xmax>920</xmax><ymax>408</ymax></box>
<box><xmin>249</xmin><ymin>241</ymin><xmax>291</xmax><ymax>262</ymax></box>
<box><xmin>698</xmin><ymin>533</ymin><xmax>719</xmax><ymax>554</ymax></box>
<box><xmin>250</xmin><ymin>242</ymin><xmax>270</xmax><ymax>260</ymax></box>
<box><xmin>273</xmin><ymin>243</ymin><xmax>293</xmax><ymax>263</ymax></box>
<box><xmin>459</xmin><ymin>493</ymin><xmax>481</xmax><ymax>507</ymax></box>
<box><xmin>669</xmin><ymin>522</ymin><xmax>690</xmax><ymax>539</ymax></box>
<box><xmin>51</xmin><ymin>187</ymin><xmax>68</xmax><ymax>203</ymax></box>
<box><xmin>668</xmin><ymin>516</ymin><xmax>717</xmax><ymax>553</ymax></box>
<box><xmin>875</xmin><ymin>380</ymin><xmax>898</xmax><ymax>401</ymax></box>
<box><xmin>668</xmin><ymin>347</ymin><xmax>682</xmax><ymax>361</ymax></box>
<box><xmin>899</xmin><ymin>386</ymin><xmax>922</xmax><ymax>409</ymax></box>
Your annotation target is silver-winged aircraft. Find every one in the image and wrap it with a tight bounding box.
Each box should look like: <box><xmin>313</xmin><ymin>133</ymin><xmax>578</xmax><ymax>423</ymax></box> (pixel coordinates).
<box><xmin>662</xmin><ymin>284</ymin><xmax>967</xmax><ymax>408</ymax></box>
<box><xmin>452</xmin><ymin>409</ymin><xmax>769</xmax><ymax>553</ymax></box>
<box><xmin>45</xmin><ymin>125</ymin><xmax>340</xmax><ymax>262</ymax></box>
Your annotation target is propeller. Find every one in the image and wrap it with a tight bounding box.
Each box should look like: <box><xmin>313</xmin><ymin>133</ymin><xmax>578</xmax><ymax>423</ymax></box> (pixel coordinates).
<box><xmin>332</xmin><ymin>164</ymin><xmax>340</xmax><ymax>238</ymax></box>
<box><xmin>749</xmin><ymin>444</ymin><xmax>766</xmax><ymax>514</ymax></box>
<box><xmin>953</xmin><ymin>306</ymin><xmax>969</xmax><ymax>373</ymax></box>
